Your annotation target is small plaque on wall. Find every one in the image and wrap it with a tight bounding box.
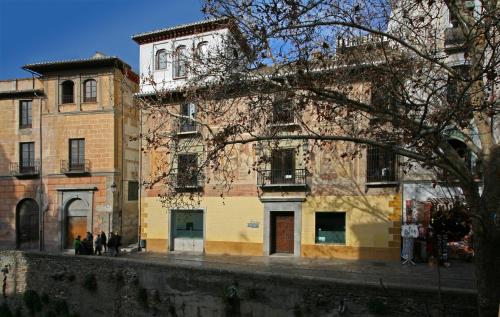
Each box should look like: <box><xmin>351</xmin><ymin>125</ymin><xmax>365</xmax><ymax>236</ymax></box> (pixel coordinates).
<box><xmin>247</xmin><ymin>220</ymin><xmax>259</xmax><ymax>228</ymax></box>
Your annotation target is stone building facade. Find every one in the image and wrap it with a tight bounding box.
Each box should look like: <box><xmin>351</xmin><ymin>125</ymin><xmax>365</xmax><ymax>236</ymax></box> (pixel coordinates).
<box><xmin>133</xmin><ymin>19</ymin><xmax>402</xmax><ymax>260</ymax></box>
<box><xmin>0</xmin><ymin>53</ymin><xmax>140</xmax><ymax>251</ymax></box>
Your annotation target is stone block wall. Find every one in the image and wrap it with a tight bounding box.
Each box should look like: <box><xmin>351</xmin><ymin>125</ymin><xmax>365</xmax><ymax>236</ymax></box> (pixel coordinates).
<box><xmin>0</xmin><ymin>251</ymin><xmax>477</xmax><ymax>317</ymax></box>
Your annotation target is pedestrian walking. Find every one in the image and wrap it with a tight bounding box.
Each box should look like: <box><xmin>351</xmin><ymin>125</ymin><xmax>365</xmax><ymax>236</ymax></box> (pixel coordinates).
<box><xmin>100</xmin><ymin>231</ymin><xmax>107</xmax><ymax>253</ymax></box>
<box><xmin>94</xmin><ymin>235</ymin><xmax>102</xmax><ymax>255</ymax></box>
<box><xmin>73</xmin><ymin>235</ymin><xmax>81</xmax><ymax>255</ymax></box>
<box><xmin>108</xmin><ymin>233</ymin><xmax>116</xmax><ymax>256</ymax></box>
<box><xmin>86</xmin><ymin>232</ymin><xmax>94</xmax><ymax>254</ymax></box>
<box><xmin>115</xmin><ymin>233</ymin><xmax>121</xmax><ymax>256</ymax></box>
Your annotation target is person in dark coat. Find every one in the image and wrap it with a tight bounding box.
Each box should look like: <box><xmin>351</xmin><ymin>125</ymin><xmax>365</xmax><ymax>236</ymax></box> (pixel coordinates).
<box><xmin>100</xmin><ymin>231</ymin><xmax>107</xmax><ymax>253</ymax></box>
<box><xmin>107</xmin><ymin>233</ymin><xmax>115</xmax><ymax>256</ymax></box>
<box><xmin>86</xmin><ymin>232</ymin><xmax>94</xmax><ymax>254</ymax></box>
<box><xmin>114</xmin><ymin>233</ymin><xmax>121</xmax><ymax>256</ymax></box>
<box><xmin>94</xmin><ymin>235</ymin><xmax>102</xmax><ymax>255</ymax></box>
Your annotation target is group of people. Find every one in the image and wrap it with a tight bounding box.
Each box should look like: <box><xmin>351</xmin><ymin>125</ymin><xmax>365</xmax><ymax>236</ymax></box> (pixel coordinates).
<box><xmin>73</xmin><ymin>231</ymin><xmax>122</xmax><ymax>257</ymax></box>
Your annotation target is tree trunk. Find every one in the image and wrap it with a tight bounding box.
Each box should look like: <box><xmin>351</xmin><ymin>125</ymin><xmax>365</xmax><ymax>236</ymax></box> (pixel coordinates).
<box><xmin>472</xmin><ymin>145</ymin><xmax>500</xmax><ymax>317</ymax></box>
<box><xmin>474</xmin><ymin>226</ymin><xmax>500</xmax><ymax>317</ymax></box>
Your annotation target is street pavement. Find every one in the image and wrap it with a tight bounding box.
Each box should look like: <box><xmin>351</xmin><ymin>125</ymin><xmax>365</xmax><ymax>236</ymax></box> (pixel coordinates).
<box><xmin>121</xmin><ymin>252</ymin><xmax>476</xmax><ymax>293</ymax></box>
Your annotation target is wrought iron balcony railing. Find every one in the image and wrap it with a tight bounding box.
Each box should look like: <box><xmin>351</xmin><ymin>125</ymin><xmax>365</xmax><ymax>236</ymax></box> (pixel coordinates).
<box><xmin>60</xmin><ymin>159</ymin><xmax>91</xmax><ymax>174</ymax></box>
<box><xmin>257</xmin><ymin>169</ymin><xmax>308</xmax><ymax>188</ymax></box>
<box><xmin>176</xmin><ymin>119</ymin><xmax>200</xmax><ymax>135</ymax></box>
<box><xmin>10</xmin><ymin>160</ymin><xmax>40</xmax><ymax>177</ymax></box>
<box><xmin>172</xmin><ymin>169</ymin><xmax>204</xmax><ymax>191</ymax></box>
<box><xmin>444</xmin><ymin>27</ymin><xmax>466</xmax><ymax>49</ymax></box>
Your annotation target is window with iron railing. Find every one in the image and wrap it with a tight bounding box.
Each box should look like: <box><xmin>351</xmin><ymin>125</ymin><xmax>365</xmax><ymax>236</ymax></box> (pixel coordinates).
<box><xmin>176</xmin><ymin>153</ymin><xmax>201</xmax><ymax>188</ymax></box>
<box><xmin>366</xmin><ymin>145</ymin><xmax>397</xmax><ymax>183</ymax></box>
<box><xmin>69</xmin><ymin>138</ymin><xmax>85</xmax><ymax>171</ymax></box>
<box><xmin>19</xmin><ymin>100</ymin><xmax>32</xmax><ymax>129</ymax></box>
<box><xmin>20</xmin><ymin>142</ymin><xmax>35</xmax><ymax>174</ymax></box>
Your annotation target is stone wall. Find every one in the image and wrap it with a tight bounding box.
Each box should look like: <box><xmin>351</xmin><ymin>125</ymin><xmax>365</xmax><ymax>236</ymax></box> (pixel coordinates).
<box><xmin>0</xmin><ymin>251</ymin><xmax>477</xmax><ymax>317</ymax></box>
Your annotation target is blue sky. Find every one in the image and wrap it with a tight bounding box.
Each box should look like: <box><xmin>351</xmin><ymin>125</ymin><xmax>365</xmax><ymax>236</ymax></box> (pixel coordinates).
<box><xmin>0</xmin><ymin>0</ymin><xmax>204</xmax><ymax>79</ymax></box>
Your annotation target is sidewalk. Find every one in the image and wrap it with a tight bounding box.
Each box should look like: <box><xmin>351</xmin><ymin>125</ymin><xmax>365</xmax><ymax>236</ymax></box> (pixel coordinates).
<box><xmin>122</xmin><ymin>252</ymin><xmax>476</xmax><ymax>293</ymax></box>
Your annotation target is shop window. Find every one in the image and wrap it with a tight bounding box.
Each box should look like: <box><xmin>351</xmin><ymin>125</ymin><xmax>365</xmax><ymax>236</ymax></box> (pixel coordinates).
<box><xmin>174</xmin><ymin>210</ymin><xmax>203</xmax><ymax>238</ymax></box>
<box><xmin>19</xmin><ymin>100</ymin><xmax>32</xmax><ymax>129</ymax></box>
<box><xmin>315</xmin><ymin>212</ymin><xmax>346</xmax><ymax>244</ymax></box>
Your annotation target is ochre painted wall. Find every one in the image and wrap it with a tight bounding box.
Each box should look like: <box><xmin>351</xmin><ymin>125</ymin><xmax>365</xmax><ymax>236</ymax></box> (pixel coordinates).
<box><xmin>141</xmin><ymin>194</ymin><xmax>400</xmax><ymax>260</ymax></box>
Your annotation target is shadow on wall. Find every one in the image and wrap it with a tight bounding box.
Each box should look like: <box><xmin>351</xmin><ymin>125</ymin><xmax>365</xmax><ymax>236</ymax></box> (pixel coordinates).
<box><xmin>0</xmin><ymin>144</ymin><xmax>16</xmax><ymax>250</ymax></box>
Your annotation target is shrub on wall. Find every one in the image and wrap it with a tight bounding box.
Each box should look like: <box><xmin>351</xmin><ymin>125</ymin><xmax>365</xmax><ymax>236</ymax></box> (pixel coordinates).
<box><xmin>0</xmin><ymin>303</ymin><xmax>13</xmax><ymax>317</ymax></box>
<box><xmin>23</xmin><ymin>290</ymin><xmax>42</xmax><ymax>315</ymax></box>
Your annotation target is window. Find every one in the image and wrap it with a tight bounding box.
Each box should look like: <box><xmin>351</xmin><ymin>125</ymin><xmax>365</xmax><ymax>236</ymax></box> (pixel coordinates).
<box><xmin>61</xmin><ymin>80</ymin><xmax>74</xmax><ymax>104</ymax></box>
<box><xmin>272</xmin><ymin>96</ymin><xmax>294</xmax><ymax>124</ymax></box>
<box><xmin>173</xmin><ymin>45</ymin><xmax>187</xmax><ymax>78</ymax></box>
<box><xmin>271</xmin><ymin>149</ymin><xmax>295</xmax><ymax>184</ymax></box>
<box><xmin>447</xmin><ymin>65</ymin><xmax>470</xmax><ymax>106</ymax></box>
<box><xmin>179</xmin><ymin>103</ymin><xmax>197</xmax><ymax>132</ymax></box>
<box><xmin>83</xmin><ymin>79</ymin><xmax>97</xmax><ymax>102</ymax></box>
<box><xmin>195</xmin><ymin>42</ymin><xmax>209</xmax><ymax>61</ymax></box>
<box><xmin>177</xmin><ymin>153</ymin><xmax>198</xmax><ymax>187</ymax></box>
<box><xmin>155</xmin><ymin>49</ymin><xmax>167</xmax><ymax>70</ymax></box>
<box><xmin>315</xmin><ymin>212</ymin><xmax>346</xmax><ymax>244</ymax></box>
<box><xmin>128</xmin><ymin>181</ymin><xmax>139</xmax><ymax>201</ymax></box>
<box><xmin>174</xmin><ymin>210</ymin><xmax>203</xmax><ymax>238</ymax></box>
<box><xmin>366</xmin><ymin>145</ymin><xmax>397</xmax><ymax>183</ymax></box>
<box><xmin>69</xmin><ymin>139</ymin><xmax>85</xmax><ymax>170</ymax></box>
<box><xmin>19</xmin><ymin>100</ymin><xmax>32</xmax><ymax>129</ymax></box>
<box><xmin>20</xmin><ymin>142</ymin><xmax>35</xmax><ymax>173</ymax></box>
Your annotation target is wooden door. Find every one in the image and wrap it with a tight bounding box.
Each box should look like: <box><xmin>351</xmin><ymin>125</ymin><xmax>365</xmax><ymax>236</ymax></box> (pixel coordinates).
<box><xmin>66</xmin><ymin>216</ymin><xmax>87</xmax><ymax>248</ymax></box>
<box><xmin>272</xmin><ymin>212</ymin><xmax>294</xmax><ymax>254</ymax></box>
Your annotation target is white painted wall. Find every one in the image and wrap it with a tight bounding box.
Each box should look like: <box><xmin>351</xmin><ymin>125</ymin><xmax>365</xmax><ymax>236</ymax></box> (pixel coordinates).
<box><xmin>139</xmin><ymin>28</ymin><xmax>233</xmax><ymax>94</ymax></box>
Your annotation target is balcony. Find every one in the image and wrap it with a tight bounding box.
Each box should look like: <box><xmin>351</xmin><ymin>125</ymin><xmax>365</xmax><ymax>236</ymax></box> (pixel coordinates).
<box><xmin>10</xmin><ymin>160</ymin><xmax>40</xmax><ymax>178</ymax></box>
<box><xmin>60</xmin><ymin>160</ymin><xmax>91</xmax><ymax>175</ymax></box>
<box><xmin>444</xmin><ymin>27</ymin><xmax>466</xmax><ymax>51</ymax></box>
<box><xmin>172</xmin><ymin>169</ymin><xmax>204</xmax><ymax>191</ymax></box>
<box><xmin>258</xmin><ymin>169</ymin><xmax>308</xmax><ymax>189</ymax></box>
<box><xmin>175</xmin><ymin>119</ymin><xmax>200</xmax><ymax>136</ymax></box>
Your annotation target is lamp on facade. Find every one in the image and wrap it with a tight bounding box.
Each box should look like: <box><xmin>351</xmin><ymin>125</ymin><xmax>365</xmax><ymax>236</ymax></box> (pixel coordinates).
<box><xmin>110</xmin><ymin>182</ymin><xmax>117</xmax><ymax>193</ymax></box>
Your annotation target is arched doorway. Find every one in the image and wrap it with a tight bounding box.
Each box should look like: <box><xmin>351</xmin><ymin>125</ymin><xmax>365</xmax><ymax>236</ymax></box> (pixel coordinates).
<box><xmin>65</xmin><ymin>198</ymin><xmax>88</xmax><ymax>248</ymax></box>
<box><xmin>16</xmin><ymin>199</ymin><xmax>39</xmax><ymax>249</ymax></box>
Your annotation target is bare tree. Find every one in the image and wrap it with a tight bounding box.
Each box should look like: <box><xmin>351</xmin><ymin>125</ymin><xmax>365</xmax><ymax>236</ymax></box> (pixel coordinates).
<box><xmin>137</xmin><ymin>0</ymin><xmax>499</xmax><ymax>315</ymax></box>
